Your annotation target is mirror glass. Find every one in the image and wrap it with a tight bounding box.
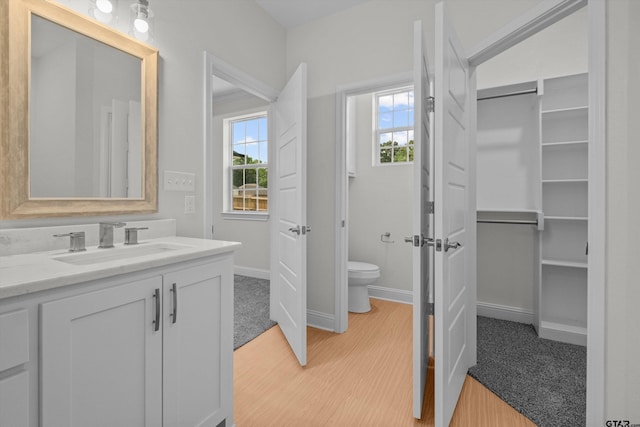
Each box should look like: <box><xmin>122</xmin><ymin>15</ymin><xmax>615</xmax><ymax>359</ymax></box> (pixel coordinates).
<box><xmin>30</xmin><ymin>14</ymin><xmax>143</xmax><ymax>199</ymax></box>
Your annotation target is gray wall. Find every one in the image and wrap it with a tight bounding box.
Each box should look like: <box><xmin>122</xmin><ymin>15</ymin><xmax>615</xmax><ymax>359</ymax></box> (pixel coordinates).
<box><xmin>348</xmin><ymin>93</ymin><xmax>413</xmax><ymax>292</ymax></box>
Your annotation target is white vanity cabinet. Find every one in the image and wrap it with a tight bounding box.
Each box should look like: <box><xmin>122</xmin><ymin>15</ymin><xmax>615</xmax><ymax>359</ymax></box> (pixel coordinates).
<box><xmin>39</xmin><ymin>256</ymin><xmax>234</xmax><ymax>427</ymax></box>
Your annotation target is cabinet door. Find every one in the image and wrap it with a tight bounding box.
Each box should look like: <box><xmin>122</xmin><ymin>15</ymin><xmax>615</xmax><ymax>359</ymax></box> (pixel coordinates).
<box><xmin>163</xmin><ymin>259</ymin><xmax>233</xmax><ymax>427</ymax></box>
<box><xmin>41</xmin><ymin>276</ymin><xmax>163</xmax><ymax>427</ymax></box>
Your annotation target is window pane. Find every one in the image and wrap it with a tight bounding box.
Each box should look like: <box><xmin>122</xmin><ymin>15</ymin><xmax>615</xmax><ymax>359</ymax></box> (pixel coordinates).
<box><xmin>245</xmin><ymin>119</ymin><xmax>259</xmax><ymax>142</ymax></box>
<box><xmin>258</xmin><ymin>117</ymin><xmax>268</xmax><ymax>141</ymax></box>
<box><xmin>393</xmin><ymin>131</ymin><xmax>408</xmax><ymax>146</ymax></box>
<box><xmin>408</xmin><ymin>109</ymin><xmax>415</xmax><ymax>127</ymax></box>
<box><xmin>378</xmin><ymin>95</ymin><xmax>393</xmax><ymax>113</ymax></box>
<box><xmin>233</xmin><ymin>143</ymin><xmax>245</xmax><ymax>165</ymax></box>
<box><xmin>394</xmin><ymin>92</ymin><xmax>410</xmax><ymax>109</ymax></box>
<box><xmin>394</xmin><ymin>109</ymin><xmax>409</xmax><ymax>127</ymax></box>
<box><xmin>408</xmin><ymin>91</ymin><xmax>414</xmax><ymax>107</ymax></box>
<box><xmin>233</xmin><ymin>121</ymin><xmax>245</xmax><ymax>143</ymax></box>
<box><xmin>379</xmin><ymin>132</ymin><xmax>392</xmax><ymax>147</ymax></box>
<box><xmin>380</xmin><ymin>148</ymin><xmax>392</xmax><ymax>163</ymax></box>
<box><xmin>379</xmin><ymin>112</ymin><xmax>392</xmax><ymax>129</ymax></box>
<box><xmin>246</xmin><ymin>143</ymin><xmax>259</xmax><ymax>164</ymax></box>
<box><xmin>257</xmin><ymin>168</ymin><xmax>268</xmax><ymax>211</ymax></box>
<box><xmin>394</xmin><ymin>146</ymin><xmax>407</xmax><ymax>162</ymax></box>
<box><xmin>232</xmin><ymin>168</ymin><xmax>244</xmax><ymax>189</ymax></box>
<box><xmin>408</xmin><ymin>146</ymin><xmax>414</xmax><ymax>162</ymax></box>
<box><xmin>259</xmin><ymin>141</ymin><xmax>268</xmax><ymax>163</ymax></box>
<box><xmin>408</xmin><ymin>130</ymin><xmax>414</xmax><ymax>144</ymax></box>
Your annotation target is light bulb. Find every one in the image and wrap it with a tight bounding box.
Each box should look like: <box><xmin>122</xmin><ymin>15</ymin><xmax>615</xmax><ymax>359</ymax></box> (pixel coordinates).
<box><xmin>96</xmin><ymin>0</ymin><xmax>113</xmax><ymax>14</ymax></box>
<box><xmin>134</xmin><ymin>17</ymin><xmax>149</xmax><ymax>33</ymax></box>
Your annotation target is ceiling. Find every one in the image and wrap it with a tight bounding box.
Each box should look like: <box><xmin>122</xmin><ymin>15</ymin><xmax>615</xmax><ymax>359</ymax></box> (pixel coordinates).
<box><xmin>255</xmin><ymin>0</ymin><xmax>370</xmax><ymax>29</ymax></box>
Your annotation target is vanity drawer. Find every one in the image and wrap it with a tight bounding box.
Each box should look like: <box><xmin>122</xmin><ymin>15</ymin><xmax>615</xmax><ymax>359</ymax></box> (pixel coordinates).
<box><xmin>0</xmin><ymin>309</ymin><xmax>29</xmax><ymax>371</ymax></box>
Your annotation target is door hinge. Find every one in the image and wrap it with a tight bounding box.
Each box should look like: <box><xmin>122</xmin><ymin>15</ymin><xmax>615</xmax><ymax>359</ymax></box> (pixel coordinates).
<box><xmin>435</xmin><ymin>239</ymin><xmax>442</xmax><ymax>252</ymax></box>
<box><xmin>428</xmin><ymin>302</ymin><xmax>434</xmax><ymax>316</ymax></box>
<box><xmin>342</xmin><ymin>220</ymin><xmax>346</xmax><ymax>228</ymax></box>
<box><xmin>427</xmin><ymin>201</ymin><xmax>434</xmax><ymax>214</ymax></box>
<box><xmin>427</xmin><ymin>96</ymin><xmax>435</xmax><ymax>114</ymax></box>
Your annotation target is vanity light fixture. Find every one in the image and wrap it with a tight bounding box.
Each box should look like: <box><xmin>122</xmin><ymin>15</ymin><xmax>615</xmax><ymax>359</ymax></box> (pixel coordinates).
<box><xmin>91</xmin><ymin>0</ymin><xmax>118</xmax><ymax>24</ymax></box>
<box><xmin>130</xmin><ymin>0</ymin><xmax>153</xmax><ymax>41</ymax></box>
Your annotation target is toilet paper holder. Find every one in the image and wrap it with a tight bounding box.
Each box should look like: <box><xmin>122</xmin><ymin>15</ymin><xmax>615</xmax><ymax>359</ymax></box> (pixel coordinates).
<box><xmin>380</xmin><ymin>232</ymin><xmax>394</xmax><ymax>243</ymax></box>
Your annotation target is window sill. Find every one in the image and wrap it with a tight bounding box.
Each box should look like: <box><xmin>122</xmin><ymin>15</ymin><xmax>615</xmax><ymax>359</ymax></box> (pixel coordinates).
<box><xmin>221</xmin><ymin>211</ymin><xmax>269</xmax><ymax>222</ymax></box>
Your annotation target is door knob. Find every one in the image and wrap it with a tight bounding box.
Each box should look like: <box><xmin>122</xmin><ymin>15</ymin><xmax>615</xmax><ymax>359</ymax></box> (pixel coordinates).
<box><xmin>444</xmin><ymin>238</ymin><xmax>461</xmax><ymax>252</ymax></box>
<box><xmin>288</xmin><ymin>226</ymin><xmax>301</xmax><ymax>235</ymax></box>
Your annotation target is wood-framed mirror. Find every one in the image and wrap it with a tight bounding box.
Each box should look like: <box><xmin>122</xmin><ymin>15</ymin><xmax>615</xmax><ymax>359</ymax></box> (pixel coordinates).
<box><xmin>0</xmin><ymin>0</ymin><xmax>158</xmax><ymax>219</ymax></box>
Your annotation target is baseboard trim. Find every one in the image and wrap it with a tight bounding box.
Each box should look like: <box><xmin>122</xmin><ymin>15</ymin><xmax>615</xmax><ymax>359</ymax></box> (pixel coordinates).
<box><xmin>234</xmin><ymin>266</ymin><xmax>270</xmax><ymax>280</ymax></box>
<box><xmin>539</xmin><ymin>320</ymin><xmax>587</xmax><ymax>346</ymax></box>
<box><xmin>476</xmin><ymin>301</ymin><xmax>533</xmax><ymax>324</ymax></box>
<box><xmin>368</xmin><ymin>285</ymin><xmax>413</xmax><ymax>305</ymax></box>
<box><xmin>307</xmin><ymin>310</ymin><xmax>335</xmax><ymax>332</ymax></box>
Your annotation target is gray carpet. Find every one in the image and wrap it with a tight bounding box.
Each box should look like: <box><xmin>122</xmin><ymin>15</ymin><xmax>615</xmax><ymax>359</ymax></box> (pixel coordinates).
<box><xmin>468</xmin><ymin>316</ymin><xmax>586</xmax><ymax>427</ymax></box>
<box><xmin>234</xmin><ymin>275</ymin><xmax>276</xmax><ymax>350</ymax></box>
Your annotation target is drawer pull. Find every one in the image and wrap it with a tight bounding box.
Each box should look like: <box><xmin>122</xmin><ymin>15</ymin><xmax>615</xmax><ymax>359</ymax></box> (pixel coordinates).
<box><xmin>153</xmin><ymin>288</ymin><xmax>160</xmax><ymax>332</ymax></box>
<box><xmin>171</xmin><ymin>283</ymin><xmax>178</xmax><ymax>324</ymax></box>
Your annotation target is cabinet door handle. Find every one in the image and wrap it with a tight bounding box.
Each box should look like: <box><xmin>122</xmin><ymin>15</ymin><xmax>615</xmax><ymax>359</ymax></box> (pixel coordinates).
<box><xmin>171</xmin><ymin>283</ymin><xmax>178</xmax><ymax>324</ymax></box>
<box><xmin>153</xmin><ymin>288</ymin><xmax>160</xmax><ymax>332</ymax></box>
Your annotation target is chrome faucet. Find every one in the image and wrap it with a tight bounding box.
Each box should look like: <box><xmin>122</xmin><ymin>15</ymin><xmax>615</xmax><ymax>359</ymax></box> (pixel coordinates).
<box><xmin>53</xmin><ymin>231</ymin><xmax>86</xmax><ymax>252</ymax></box>
<box><xmin>98</xmin><ymin>222</ymin><xmax>126</xmax><ymax>248</ymax></box>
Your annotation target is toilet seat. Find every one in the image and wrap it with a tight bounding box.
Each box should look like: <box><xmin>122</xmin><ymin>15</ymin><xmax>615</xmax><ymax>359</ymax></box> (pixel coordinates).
<box><xmin>348</xmin><ymin>261</ymin><xmax>380</xmax><ymax>280</ymax></box>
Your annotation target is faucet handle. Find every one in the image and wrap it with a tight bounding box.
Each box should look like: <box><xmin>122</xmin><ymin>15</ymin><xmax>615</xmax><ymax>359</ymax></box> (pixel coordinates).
<box><xmin>53</xmin><ymin>232</ymin><xmax>86</xmax><ymax>252</ymax></box>
<box><xmin>124</xmin><ymin>227</ymin><xmax>148</xmax><ymax>245</ymax></box>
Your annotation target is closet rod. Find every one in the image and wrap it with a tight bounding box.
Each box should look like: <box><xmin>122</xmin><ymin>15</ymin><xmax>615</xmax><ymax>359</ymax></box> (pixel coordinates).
<box><xmin>477</xmin><ymin>88</ymin><xmax>537</xmax><ymax>101</ymax></box>
<box><xmin>477</xmin><ymin>219</ymin><xmax>538</xmax><ymax>225</ymax></box>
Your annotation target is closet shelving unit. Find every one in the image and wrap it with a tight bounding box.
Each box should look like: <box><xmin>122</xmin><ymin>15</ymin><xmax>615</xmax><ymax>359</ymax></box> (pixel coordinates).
<box><xmin>537</xmin><ymin>73</ymin><xmax>588</xmax><ymax>345</ymax></box>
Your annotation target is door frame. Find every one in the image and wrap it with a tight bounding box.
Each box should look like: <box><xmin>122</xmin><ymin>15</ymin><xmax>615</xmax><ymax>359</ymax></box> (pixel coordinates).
<box><xmin>334</xmin><ymin>0</ymin><xmax>605</xmax><ymax>423</ymax></box>
<box><xmin>203</xmin><ymin>52</ymin><xmax>278</xmax><ymax>240</ymax></box>
<box><xmin>464</xmin><ymin>0</ymin><xmax>604</xmax><ymax>423</ymax></box>
<box><xmin>334</xmin><ymin>72</ymin><xmax>413</xmax><ymax>333</ymax></box>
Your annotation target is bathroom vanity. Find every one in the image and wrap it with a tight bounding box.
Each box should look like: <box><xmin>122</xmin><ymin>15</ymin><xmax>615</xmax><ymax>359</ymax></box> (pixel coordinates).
<box><xmin>0</xmin><ymin>224</ymin><xmax>239</xmax><ymax>427</ymax></box>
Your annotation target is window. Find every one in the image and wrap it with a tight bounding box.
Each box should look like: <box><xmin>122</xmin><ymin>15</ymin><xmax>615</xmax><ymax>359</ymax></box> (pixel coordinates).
<box><xmin>228</xmin><ymin>113</ymin><xmax>268</xmax><ymax>212</ymax></box>
<box><xmin>375</xmin><ymin>87</ymin><xmax>414</xmax><ymax>164</ymax></box>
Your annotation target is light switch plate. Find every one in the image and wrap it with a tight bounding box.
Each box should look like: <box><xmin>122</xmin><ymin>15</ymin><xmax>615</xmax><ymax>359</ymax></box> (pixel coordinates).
<box><xmin>164</xmin><ymin>171</ymin><xmax>195</xmax><ymax>192</ymax></box>
<box><xmin>184</xmin><ymin>196</ymin><xmax>195</xmax><ymax>214</ymax></box>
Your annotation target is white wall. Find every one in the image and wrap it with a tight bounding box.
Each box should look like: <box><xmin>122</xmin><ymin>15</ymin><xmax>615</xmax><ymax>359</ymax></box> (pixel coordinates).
<box><xmin>348</xmin><ymin>93</ymin><xmax>413</xmax><ymax>292</ymax></box>
<box><xmin>211</xmin><ymin>93</ymin><xmax>271</xmax><ymax>272</ymax></box>
<box><xmin>476</xmin><ymin>92</ymin><xmax>540</xmax><ymax>316</ymax></box>
<box><xmin>605</xmin><ymin>0</ymin><xmax>640</xmax><ymax>420</ymax></box>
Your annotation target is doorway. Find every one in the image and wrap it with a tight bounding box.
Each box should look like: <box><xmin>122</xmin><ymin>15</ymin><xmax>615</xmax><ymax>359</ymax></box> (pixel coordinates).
<box><xmin>334</xmin><ymin>0</ymin><xmax>605</xmax><ymax>424</ymax></box>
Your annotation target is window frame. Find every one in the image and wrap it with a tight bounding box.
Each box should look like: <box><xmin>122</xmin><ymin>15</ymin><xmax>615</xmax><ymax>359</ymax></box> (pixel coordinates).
<box><xmin>222</xmin><ymin>111</ymin><xmax>269</xmax><ymax>220</ymax></box>
<box><xmin>373</xmin><ymin>86</ymin><xmax>415</xmax><ymax>166</ymax></box>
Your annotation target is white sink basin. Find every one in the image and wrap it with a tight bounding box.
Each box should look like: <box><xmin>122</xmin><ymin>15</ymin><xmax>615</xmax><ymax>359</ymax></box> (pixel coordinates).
<box><xmin>53</xmin><ymin>242</ymin><xmax>191</xmax><ymax>266</ymax></box>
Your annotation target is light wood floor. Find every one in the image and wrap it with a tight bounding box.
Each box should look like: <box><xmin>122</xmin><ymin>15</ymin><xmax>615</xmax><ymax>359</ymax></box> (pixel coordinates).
<box><xmin>234</xmin><ymin>299</ymin><xmax>536</xmax><ymax>427</ymax></box>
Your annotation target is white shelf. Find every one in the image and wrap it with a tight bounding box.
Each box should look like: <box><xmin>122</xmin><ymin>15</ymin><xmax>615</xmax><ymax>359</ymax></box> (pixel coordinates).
<box><xmin>537</xmin><ymin>73</ymin><xmax>589</xmax><ymax>347</ymax></box>
<box><xmin>542</xmin><ymin>259</ymin><xmax>588</xmax><ymax>269</ymax></box>
<box><xmin>541</xmin><ymin>140</ymin><xmax>588</xmax><ymax>147</ymax></box>
<box><xmin>542</xmin><ymin>179</ymin><xmax>588</xmax><ymax>183</ymax></box>
<box><xmin>541</xmin><ymin>105</ymin><xmax>588</xmax><ymax>115</ymax></box>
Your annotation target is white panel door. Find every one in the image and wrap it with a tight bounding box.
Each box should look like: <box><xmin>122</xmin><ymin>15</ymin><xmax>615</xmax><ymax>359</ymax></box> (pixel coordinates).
<box><xmin>40</xmin><ymin>277</ymin><xmax>163</xmax><ymax>427</ymax></box>
<box><xmin>271</xmin><ymin>63</ymin><xmax>308</xmax><ymax>366</ymax></box>
<box><xmin>412</xmin><ymin>20</ymin><xmax>433</xmax><ymax>420</ymax></box>
<box><xmin>434</xmin><ymin>2</ymin><xmax>477</xmax><ymax>426</ymax></box>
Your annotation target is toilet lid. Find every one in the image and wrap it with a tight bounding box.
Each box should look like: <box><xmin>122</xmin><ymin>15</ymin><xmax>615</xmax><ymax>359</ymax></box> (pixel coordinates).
<box><xmin>348</xmin><ymin>261</ymin><xmax>379</xmax><ymax>272</ymax></box>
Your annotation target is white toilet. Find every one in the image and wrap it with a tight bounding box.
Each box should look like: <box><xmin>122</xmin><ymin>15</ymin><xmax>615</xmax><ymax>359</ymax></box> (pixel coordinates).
<box><xmin>348</xmin><ymin>261</ymin><xmax>380</xmax><ymax>313</ymax></box>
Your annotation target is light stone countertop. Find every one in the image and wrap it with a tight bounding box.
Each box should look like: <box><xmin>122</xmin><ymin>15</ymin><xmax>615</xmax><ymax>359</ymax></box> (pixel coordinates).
<box><xmin>0</xmin><ymin>236</ymin><xmax>241</xmax><ymax>301</ymax></box>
